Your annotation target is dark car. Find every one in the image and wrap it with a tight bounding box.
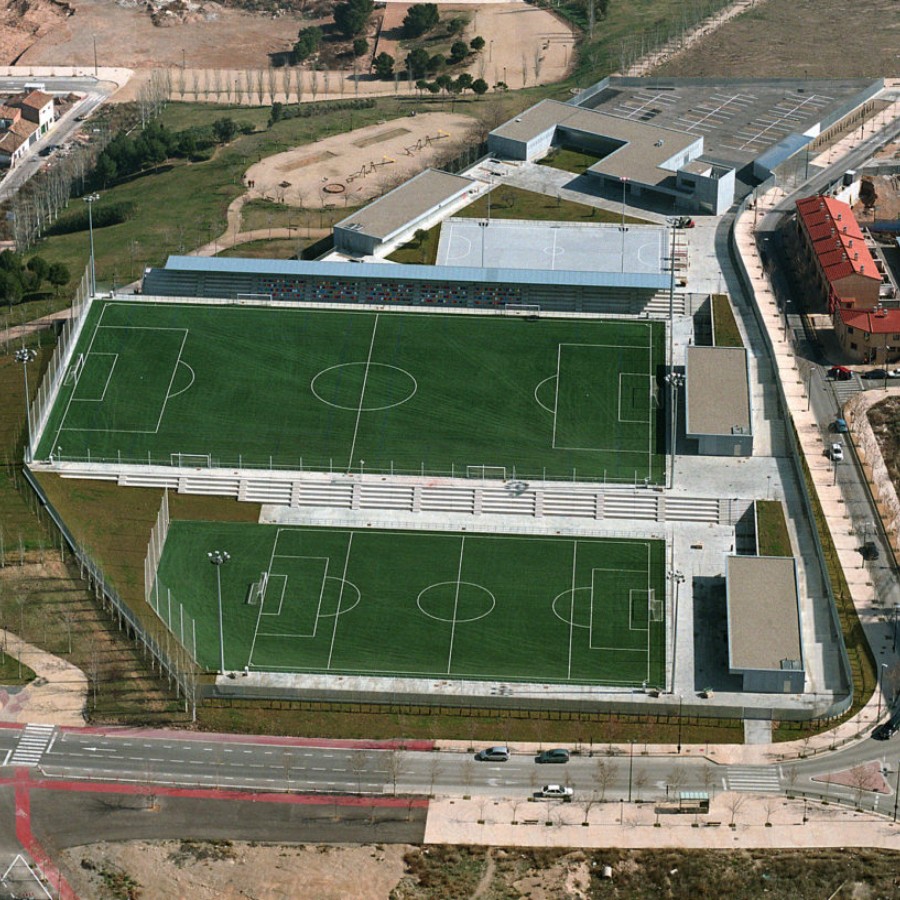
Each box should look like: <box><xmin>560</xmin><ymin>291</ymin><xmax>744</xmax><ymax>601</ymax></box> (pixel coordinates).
<box><xmin>862</xmin><ymin>369</ymin><xmax>888</xmax><ymax>380</ymax></box>
<box><xmin>535</xmin><ymin>748</ymin><xmax>570</xmax><ymax>764</ymax></box>
<box><xmin>872</xmin><ymin>712</ymin><xmax>900</xmax><ymax>741</ymax></box>
<box><xmin>861</xmin><ymin>541</ymin><xmax>880</xmax><ymax>561</ymax></box>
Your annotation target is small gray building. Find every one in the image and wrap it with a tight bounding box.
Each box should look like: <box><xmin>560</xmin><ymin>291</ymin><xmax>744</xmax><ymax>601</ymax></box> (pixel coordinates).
<box><xmin>726</xmin><ymin>555</ymin><xmax>805</xmax><ymax>694</ymax></box>
<box><xmin>685</xmin><ymin>346</ymin><xmax>753</xmax><ymax>456</ymax></box>
<box><xmin>334</xmin><ymin>168</ymin><xmax>477</xmax><ymax>257</ymax></box>
<box><xmin>488</xmin><ymin>99</ymin><xmax>735</xmax><ymax>215</ymax></box>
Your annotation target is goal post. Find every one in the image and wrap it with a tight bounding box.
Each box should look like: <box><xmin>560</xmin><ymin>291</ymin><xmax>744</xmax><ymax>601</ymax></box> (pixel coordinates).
<box><xmin>170</xmin><ymin>453</ymin><xmax>211</xmax><ymax>468</ymax></box>
<box><xmin>649</xmin><ymin>590</ymin><xmax>663</xmax><ymax>623</ymax></box>
<box><xmin>235</xmin><ymin>292</ymin><xmax>273</xmax><ymax>306</ymax></box>
<box><xmin>465</xmin><ymin>465</ymin><xmax>507</xmax><ymax>480</ymax></box>
<box><xmin>502</xmin><ymin>303</ymin><xmax>540</xmax><ymax>317</ymax></box>
<box><xmin>64</xmin><ymin>353</ymin><xmax>85</xmax><ymax>387</ymax></box>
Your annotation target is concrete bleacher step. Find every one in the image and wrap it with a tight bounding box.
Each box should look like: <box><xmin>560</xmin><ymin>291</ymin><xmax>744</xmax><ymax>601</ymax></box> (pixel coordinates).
<box><xmin>665</xmin><ymin>497</ymin><xmax>720</xmax><ymax>522</ymax></box>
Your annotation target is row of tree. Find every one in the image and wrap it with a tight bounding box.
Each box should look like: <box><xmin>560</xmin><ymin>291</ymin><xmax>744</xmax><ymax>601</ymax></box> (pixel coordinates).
<box><xmin>414</xmin><ymin>75</ymin><xmax>490</xmax><ymax>98</ymax></box>
<box><xmin>0</xmin><ymin>250</ymin><xmax>69</xmax><ymax>306</ymax></box>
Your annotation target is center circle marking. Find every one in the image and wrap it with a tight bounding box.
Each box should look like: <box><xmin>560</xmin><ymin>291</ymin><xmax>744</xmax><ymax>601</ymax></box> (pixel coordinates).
<box><xmin>310</xmin><ymin>362</ymin><xmax>418</xmax><ymax>411</ymax></box>
<box><xmin>417</xmin><ymin>582</ymin><xmax>496</xmax><ymax>623</ymax></box>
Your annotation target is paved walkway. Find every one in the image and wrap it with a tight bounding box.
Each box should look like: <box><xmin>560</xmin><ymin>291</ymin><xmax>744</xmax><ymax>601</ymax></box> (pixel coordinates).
<box><xmin>424</xmin><ymin>793</ymin><xmax>900</xmax><ymax>848</ymax></box>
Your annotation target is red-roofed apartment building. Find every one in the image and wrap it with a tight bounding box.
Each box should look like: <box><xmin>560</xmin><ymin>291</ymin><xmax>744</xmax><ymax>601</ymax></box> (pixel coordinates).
<box><xmin>795</xmin><ymin>195</ymin><xmax>881</xmax><ymax>312</ymax></box>
<box><xmin>834</xmin><ymin>307</ymin><xmax>900</xmax><ymax>364</ymax></box>
<box><xmin>0</xmin><ymin>90</ymin><xmax>54</xmax><ymax>168</ymax></box>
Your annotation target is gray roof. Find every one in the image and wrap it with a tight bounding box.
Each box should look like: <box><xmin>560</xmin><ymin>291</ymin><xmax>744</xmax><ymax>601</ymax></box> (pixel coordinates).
<box><xmin>335</xmin><ymin>169</ymin><xmax>475</xmax><ymax>242</ymax></box>
<box><xmin>160</xmin><ymin>255</ymin><xmax>670</xmax><ymax>290</ymax></box>
<box><xmin>490</xmin><ymin>99</ymin><xmax>702</xmax><ymax>188</ymax></box>
<box><xmin>685</xmin><ymin>346</ymin><xmax>751</xmax><ymax>438</ymax></box>
<box><xmin>727</xmin><ymin>556</ymin><xmax>803</xmax><ymax>673</ymax></box>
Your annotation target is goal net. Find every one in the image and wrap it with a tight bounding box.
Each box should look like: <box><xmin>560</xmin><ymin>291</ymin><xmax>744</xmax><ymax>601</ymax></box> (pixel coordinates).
<box><xmin>466</xmin><ymin>465</ymin><xmax>507</xmax><ymax>480</ymax></box>
<box><xmin>502</xmin><ymin>304</ymin><xmax>540</xmax><ymax>317</ymax></box>
<box><xmin>64</xmin><ymin>353</ymin><xmax>85</xmax><ymax>387</ymax></box>
<box><xmin>170</xmin><ymin>453</ymin><xmax>212</xmax><ymax>468</ymax></box>
<box><xmin>649</xmin><ymin>591</ymin><xmax>663</xmax><ymax>623</ymax></box>
<box><xmin>246</xmin><ymin>571</ymin><xmax>268</xmax><ymax>606</ymax></box>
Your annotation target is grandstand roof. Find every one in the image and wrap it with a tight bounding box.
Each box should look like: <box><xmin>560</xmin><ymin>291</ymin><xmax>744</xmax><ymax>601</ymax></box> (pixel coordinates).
<box><xmin>158</xmin><ymin>255</ymin><xmax>670</xmax><ymax>291</ymax></box>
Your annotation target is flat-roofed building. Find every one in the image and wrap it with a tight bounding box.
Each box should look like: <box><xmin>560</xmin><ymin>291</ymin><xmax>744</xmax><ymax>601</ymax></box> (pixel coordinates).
<box><xmin>685</xmin><ymin>346</ymin><xmax>752</xmax><ymax>456</ymax></box>
<box><xmin>488</xmin><ymin>99</ymin><xmax>735</xmax><ymax>215</ymax></box>
<box><xmin>726</xmin><ymin>555</ymin><xmax>805</xmax><ymax>693</ymax></box>
<box><xmin>334</xmin><ymin>168</ymin><xmax>477</xmax><ymax>257</ymax></box>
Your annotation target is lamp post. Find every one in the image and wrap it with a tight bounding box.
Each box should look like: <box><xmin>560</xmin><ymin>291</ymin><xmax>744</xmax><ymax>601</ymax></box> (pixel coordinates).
<box><xmin>665</xmin><ymin>372</ymin><xmax>685</xmax><ymax>482</ymax></box>
<box><xmin>676</xmin><ymin>694</ymin><xmax>683</xmax><ymax>754</ymax></box>
<box><xmin>877</xmin><ymin>662</ymin><xmax>888</xmax><ymax>721</ymax></box>
<box><xmin>668</xmin><ymin>568</ymin><xmax>684</xmax><ymax>696</ymax></box>
<box><xmin>208</xmin><ymin>550</ymin><xmax>230</xmax><ymax>674</ymax></box>
<box><xmin>627</xmin><ymin>739</ymin><xmax>635</xmax><ymax>802</ymax></box>
<box><xmin>84</xmin><ymin>193</ymin><xmax>100</xmax><ymax>296</ymax></box>
<box><xmin>15</xmin><ymin>348</ymin><xmax>36</xmax><ymax>459</ymax></box>
<box><xmin>894</xmin><ymin>764</ymin><xmax>899</xmax><ymax>823</ymax></box>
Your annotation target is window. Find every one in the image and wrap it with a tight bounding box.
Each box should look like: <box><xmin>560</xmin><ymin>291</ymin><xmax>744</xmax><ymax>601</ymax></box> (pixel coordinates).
<box><xmin>847</xmin><ymin>327</ymin><xmax>854</xmax><ymax>334</ymax></box>
<box><xmin>850</xmin><ymin>342</ymin><xmax>858</xmax><ymax>350</ymax></box>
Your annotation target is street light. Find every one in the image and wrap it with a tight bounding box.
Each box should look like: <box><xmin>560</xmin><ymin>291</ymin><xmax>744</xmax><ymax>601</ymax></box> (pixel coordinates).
<box><xmin>15</xmin><ymin>347</ymin><xmax>36</xmax><ymax>459</ymax></box>
<box><xmin>208</xmin><ymin>550</ymin><xmax>230</xmax><ymax>675</ymax></box>
<box><xmin>676</xmin><ymin>694</ymin><xmax>684</xmax><ymax>754</ymax></box>
<box><xmin>84</xmin><ymin>192</ymin><xmax>100</xmax><ymax>296</ymax></box>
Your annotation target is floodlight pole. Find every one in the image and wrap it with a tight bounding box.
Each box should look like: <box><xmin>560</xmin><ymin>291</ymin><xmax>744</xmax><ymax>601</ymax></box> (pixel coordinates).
<box><xmin>209</xmin><ymin>550</ymin><xmax>230</xmax><ymax>675</ymax></box>
<box><xmin>877</xmin><ymin>662</ymin><xmax>887</xmax><ymax>721</ymax></box>
<box><xmin>627</xmin><ymin>739</ymin><xmax>634</xmax><ymax>802</ymax></box>
<box><xmin>15</xmin><ymin>348</ymin><xmax>36</xmax><ymax>461</ymax></box>
<box><xmin>676</xmin><ymin>694</ymin><xmax>683</xmax><ymax>754</ymax></box>
<box><xmin>84</xmin><ymin>193</ymin><xmax>100</xmax><ymax>296</ymax></box>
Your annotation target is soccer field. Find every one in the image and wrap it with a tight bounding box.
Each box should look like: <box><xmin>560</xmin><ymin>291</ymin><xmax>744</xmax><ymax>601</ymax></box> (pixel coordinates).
<box><xmin>36</xmin><ymin>300</ymin><xmax>666</xmax><ymax>483</ymax></box>
<box><xmin>154</xmin><ymin>522</ymin><xmax>667</xmax><ymax>687</ymax></box>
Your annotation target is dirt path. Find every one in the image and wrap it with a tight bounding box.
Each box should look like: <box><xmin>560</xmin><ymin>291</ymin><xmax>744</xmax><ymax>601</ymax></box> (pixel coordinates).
<box><xmin>472</xmin><ymin>847</ymin><xmax>496</xmax><ymax>898</ymax></box>
<box><xmin>0</xmin><ymin>629</ymin><xmax>87</xmax><ymax>726</ymax></box>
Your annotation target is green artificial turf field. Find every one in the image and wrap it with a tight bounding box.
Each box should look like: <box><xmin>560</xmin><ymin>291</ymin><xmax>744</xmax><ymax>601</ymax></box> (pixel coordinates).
<box><xmin>36</xmin><ymin>299</ymin><xmax>666</xmax><ymax>483</ymax></box>
<box><xmin>153</xmin><ymin>521</ymin><xmax>667</xmax><ymax>687</ymax></box>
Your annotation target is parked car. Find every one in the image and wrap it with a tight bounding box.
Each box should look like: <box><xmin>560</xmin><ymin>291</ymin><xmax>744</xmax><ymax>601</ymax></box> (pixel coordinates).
<box><xmin>538</xmin><ymin>784</ymin><xmax>573</xmax><ymax>801</ymax></box>
<box><xmin>828</xmin><ymin>365</ymin><xmax>853</xmax><ymax>380</ymax></box>
<box><xmin>862</xmin><ymin>368</ymin><xmax>888</xmax><ymax>380</ymax></box>
<box><xmin>535</xmin><ymin>748</ymin><xmax>570</xmax><ymax>764</ymax></box>
<box><xmin>832</xmin><ymin>418</ymin><xmax>849</xmax><ymax>433</ymax></box>
<box><xmin>888</xmin><ymin>369</ymin><xmax>900</xmax><ymax>379</ymax></box>
<box><xmin>861</xmin><ymin>541</ymin><xmax>880</xmax><ymax>561</ymax></box>
<box><xmin>872</xmin><ymin>711</ymin><xmax>900</xmax><ymax>741</ymax></box>
<box><xmin>830</xmin><ymin>443</ymin><xmax>844</xmax><ymax>462</ymax></box>
<box><xmin>475</xmin><ymin>746</ymin><xmax>510</xmax><ymax>762</ymax></box>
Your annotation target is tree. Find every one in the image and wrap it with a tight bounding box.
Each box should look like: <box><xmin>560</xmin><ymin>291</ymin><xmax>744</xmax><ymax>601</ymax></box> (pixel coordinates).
<box><xmin>0</xmin><ymin>269</ymin><xmax>23</xmax><ymax>306</ymax></box>
<box><xmin>406</xmin><ymin>47</ymin><xmax>431</xmax><ymax>79</ymax></box>
<box><xmin>26</xmin><ymin>256</ymin><xmax>48</xmax><ymax>282</ymax></box>
<box><xmin>292</xmin><ymin>26</ymin><xmax>322</xmax><ymax>63</ymax></box>
<box><xmin>594</xmin><ymin>758</ymin><xmax>617</xmax><ymax>801</ymax></box>
<box><xmin>373</xmin><ymin>53</ymin><xmax>395</xmax><ymax>80</ymax></box>
<box><xmin>402</xmin><ymin>3</ymin><xmax>439</xmax><ymax>38</ymax></box>
<box><xmin>47</xmin><ymin>262</ymin><xmax>70</xmax><ymax>296</ymax></box>
<box><xmin>353</xmin><ymin>37</ymin><xmax>369</xmax><ymax>57</ymax></box>
<box><xmin>334</xmin><ymin>0</ymin><xmax>374</xmax><ymax>38</ymax></box>
<box><xmin>428</xmin><ymin>53</ymin><xmax>446</xmax><ymax>73</ymax></box>
<box><xmin>447</xmin><ymin>16</ymin><xmax>467</xmax><ymax>35</ymax></box>
<box><xmin>450</xmin><ymin>40</ymin><xmax>469</xmax><ymax>64</ymax></box>
<box><xmin>212</xmin><ymin>117</ymin><xmax>238</xmax><ymax>144</ymax></box>
<box><xmin>472</xmin><ymin>78</ymin><xmax>488</xmax><ymax>98</ymax></box>
<box><xmin>470</xmin><ymin>35</ymin><xmax>485</xmax><ymax>52</ymax></box>
<box><xmin>269</xmin><ymin>102</ymin><xmax>284</xmax><ymax>127</ymax></box>
<box><xmin>456</xmin><ymin>73</ymin><xmax>473</xmax><ymax>93</ymax></box>
<box><xmin>435</xmin><ymin>73</ymin><xmax>452</xmax><ymax>94</ymax></box>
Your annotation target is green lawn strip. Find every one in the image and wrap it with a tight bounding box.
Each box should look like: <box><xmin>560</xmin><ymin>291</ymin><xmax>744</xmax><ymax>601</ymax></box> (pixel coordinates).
<box><xmin>0</xmin><ymin>653</ymin><xmax>37</xmax><ymax>686</ymax></box>
<box><xmin>218</xmin><ymin>239</ymin><xmax>305</xmax><ymax>260</ymax></box>
<box><xmin>773</xmin><ymin>442</ymin><xmax>876</xmax><ymax>741</ymax></box>
<box><xmin>198</xmin><ymin>700</ymin><xmax>744</xmax><ymax>745</ymax></box>
<box><xmin>156</xmin><ymin>521</ymin><xmax>666</xmax><ymax>685</ymax></box>
<box><xmin>459</xmin><ymin>184</ymin><xmax>649</xmax><ymax>224</ymax></box>
<box><xmin>540</xmin><ymin>145</ymin><xmax>605</xmax><ymax>173</ymax></box>
<box><xmin>386</xmin><ymin>225</ymin><xmax>441</xmax><ymax>264</ymax></box>
<box><xmin>239</xmin><ymin>200</ymin><xmax>356</xmax><ymax>235</ymax></box>
<box><xmin>36</xmin><ymin>301</ymin><xmax>664</xmax><ymax>483</ymax></box>
<box><xmin>755</xmin><ymin>500</ymin><xmax>792</xmax><ymax>557</ymax></box>
<box><xmin>712</xmin><ymin>293</ymin><xmax>743</xmax><ymax>347</ymax></box>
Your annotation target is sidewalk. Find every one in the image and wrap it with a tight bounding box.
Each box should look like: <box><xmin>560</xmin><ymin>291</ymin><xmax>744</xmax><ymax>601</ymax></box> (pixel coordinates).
<box><xmin>424</xmin><ymin>793</ymin><xmax>900</xmax><ymax>849</ymax></box>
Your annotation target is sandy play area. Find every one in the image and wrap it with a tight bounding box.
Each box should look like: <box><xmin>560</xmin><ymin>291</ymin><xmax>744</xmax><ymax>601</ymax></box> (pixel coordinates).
<box><xmin>243</xmin><ymin>111</ymin><xmax>479</xmax><ymax>208</ymax></box>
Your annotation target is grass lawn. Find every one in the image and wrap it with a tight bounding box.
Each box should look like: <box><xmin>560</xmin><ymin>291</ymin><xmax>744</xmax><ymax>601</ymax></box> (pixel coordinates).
<box><xmin>755</xmin><ymin>500</ymin><xmax>792</xmax><ymax>557</ymax></box>
<box><xmin>36</xmin><ymin>300</ymin><xmax>666</xmax><ymax>483</ymax></box>
<box><xmin>540</xmin><ymin>145</ymin><xmax>605</xmax><ymax>173</ymax></box>
<box><xmin>386</xmin><ymin>226</ymin><xmax>441</xmax><ymax>265</ymax></box>
<box><xmin>459</xmin><ymin>185</ymin><xmax>648</xmax><ymax>224</ymax></box>
<box><xmin>155</xmin><ymin>521</ymin><xmax>667</xmax><ymax>686</ymax></box>
<box><xmin>712</xmin><ymin>293</ymin><xmax>743</xmax><ymax>347</ymax></box>
<box><xmin>239</xmin><ymin>199</ymin><xmax>356</xmax><ymax>234</ymax></box>
<box><xmin>218</xmin><ymin>239</ymin><xmax>303</xmax><ymax>260</ymax></box>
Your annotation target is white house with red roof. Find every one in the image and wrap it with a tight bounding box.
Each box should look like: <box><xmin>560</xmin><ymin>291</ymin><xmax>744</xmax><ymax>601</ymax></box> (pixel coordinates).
<box><xmin>0</xmin><ymin>89</ymin><xmax>54</xmax><ymax>168</ymax></box>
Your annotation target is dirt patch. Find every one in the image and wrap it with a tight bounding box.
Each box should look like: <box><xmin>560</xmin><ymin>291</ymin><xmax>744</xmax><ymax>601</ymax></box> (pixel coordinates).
<box><xmin>354</xmin><ymin>126</ymin><xmax>412</xmax><ymax>148</ymax></box>
<box><xmin>243</xmin><ymin>111</ymin><xmax>477</xmax><ymax>207</ymax></box>
<box><xmin>812</xmin><ymin>761</ymin><xmax>891</xmax><ymax>794</ymax></box>
<box><xmin>61</xmin><ymin>841</ymin><xmax>409</xmax><ymax>900</ymax></box>
<box><xmin>653</xmin><ymin>0</ymin><xmax>899</xmax><ymax>78</ymax></box>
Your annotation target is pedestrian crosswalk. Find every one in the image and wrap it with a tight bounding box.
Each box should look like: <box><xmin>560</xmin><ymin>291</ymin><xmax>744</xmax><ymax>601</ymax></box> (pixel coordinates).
<box><xmin>725</xmin><ymin>765</ymin><xmax>781</xmax><ymax>793</ymax></box>
<box><xmin>9</xmin><ymin>723</ymin><xmax>56</xmax><ymax>767</ymax></box>
<box><xmin>831</xmin><ymin>376</ymin><xmax>862</xmax><ymax>406</ymax></box>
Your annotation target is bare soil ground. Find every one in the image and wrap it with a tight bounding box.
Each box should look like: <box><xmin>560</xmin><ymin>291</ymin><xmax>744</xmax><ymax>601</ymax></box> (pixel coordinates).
<box><xmin>653</xmin><ymin>0</ymin><xmax>899</xmax><ymax>78</ymax></box>
<box><xmin>243</xmin><ymin>111</ymin><xmax>479</xmax><ymax>207</ymax></box>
